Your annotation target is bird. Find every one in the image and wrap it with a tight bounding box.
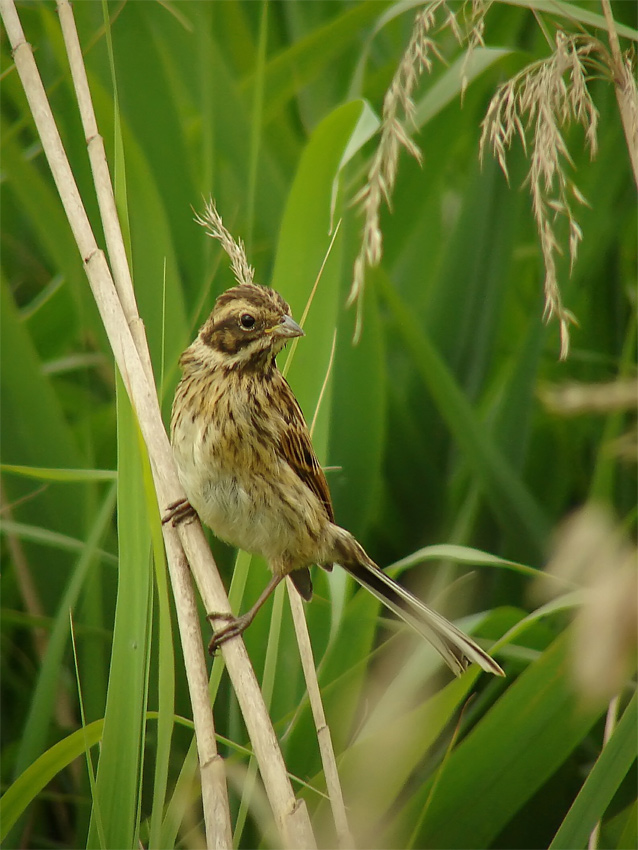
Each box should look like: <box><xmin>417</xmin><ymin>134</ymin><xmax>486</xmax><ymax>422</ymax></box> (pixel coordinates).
<box><xmin>165</xmin><ymin>282</ymin><xmax>504</xmax><ymax>677</ymax></box>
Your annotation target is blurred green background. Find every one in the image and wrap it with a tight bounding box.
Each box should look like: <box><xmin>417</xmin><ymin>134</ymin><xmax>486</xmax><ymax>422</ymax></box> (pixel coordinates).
<box><xmin>1</xmin><ymin>1</ymin><xmax>636</xmax><ymax>848</ymax></box>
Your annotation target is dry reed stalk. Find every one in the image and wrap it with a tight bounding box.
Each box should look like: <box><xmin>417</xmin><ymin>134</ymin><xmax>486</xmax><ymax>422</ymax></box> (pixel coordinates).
<box><xmin>1</xmin><ymin>1</ymin><xmax>315</xmax><ymax>845</ymax></box>
<box><xmin>53</xmin><ymin>5</ymin><xmax>231</xmax><ymax>844</ymax></box>
<box><xmin>57</xmin><ymin>0</ymin><xmax>232</xmax><ymax>836</ymax></box>
<box><xmin>287</xmin><ymin>585</ymin><xmax>353</xmax><ymax>849</ymax></box>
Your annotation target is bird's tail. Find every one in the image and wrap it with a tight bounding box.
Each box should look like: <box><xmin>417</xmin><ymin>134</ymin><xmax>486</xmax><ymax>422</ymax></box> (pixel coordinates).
<box><xmin>334</xmin><ymin>535</ymin><xmax>504</xmax><ymax>677</ymax></box>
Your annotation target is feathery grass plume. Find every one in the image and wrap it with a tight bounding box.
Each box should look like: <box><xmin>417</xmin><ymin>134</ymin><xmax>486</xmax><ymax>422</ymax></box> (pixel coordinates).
<box><xmin>350</xmin><ymin>1</ymin><xmax>458</xmax><ymax>339</ymax></box>
<box><xmin>195</xmin><ymin>200</ymin><xmax>255</xmax><ymax>288</ymax></box>
<box><xmin>461</xmin><ymin>0</ymin><xmax>493</xmax><ymax>98</ymax></box>
<box><xmin>480</xmin><ymin>31</ymin><xmax>603</xmax><ymax>360</ymax></box>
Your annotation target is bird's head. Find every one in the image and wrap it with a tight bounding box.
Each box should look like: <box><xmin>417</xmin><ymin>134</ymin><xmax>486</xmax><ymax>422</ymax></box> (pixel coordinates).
<box><xmin>185</xmin><ymin>283</ymin><xmax>304</xmax><ymax>373</ymax></box>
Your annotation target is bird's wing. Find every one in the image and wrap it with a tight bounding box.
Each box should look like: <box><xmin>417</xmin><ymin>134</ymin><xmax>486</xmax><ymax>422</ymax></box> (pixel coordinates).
<box><xmin>275</xmin><ymin>375</ymin><xmax>335</xmax><ymax>523</ymax></box>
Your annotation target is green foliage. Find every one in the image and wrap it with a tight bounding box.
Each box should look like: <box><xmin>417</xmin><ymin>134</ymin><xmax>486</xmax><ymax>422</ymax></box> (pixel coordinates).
<box><xmin>1</xmin><ymin>1</ymin><xmax>636</xmax><ymax>848</ymax></box>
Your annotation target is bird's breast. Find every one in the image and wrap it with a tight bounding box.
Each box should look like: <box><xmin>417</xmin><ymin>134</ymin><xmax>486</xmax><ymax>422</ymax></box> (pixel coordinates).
<box><xmin>170</xmin><ymin>369</ymin><xmax>332</xmax><ymax>567</ymax></box>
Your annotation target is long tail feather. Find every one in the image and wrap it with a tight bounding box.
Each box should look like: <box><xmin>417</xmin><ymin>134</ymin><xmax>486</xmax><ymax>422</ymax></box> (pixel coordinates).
<box><xmin>340</xmin><ymin>559</ymin><xmax>504</xmax><ymax>677</ymax></box>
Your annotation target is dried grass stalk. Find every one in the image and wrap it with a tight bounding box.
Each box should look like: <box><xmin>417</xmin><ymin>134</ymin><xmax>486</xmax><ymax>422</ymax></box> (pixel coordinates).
<box><xmin>49</xmin><ymin>17</ymin><xmax>234</xmax><ymax>839</ymax></box>
<box><xmin>287</xmin><ymin>583</ymin><xmax>353</xmax><ymax>848</ymax></box>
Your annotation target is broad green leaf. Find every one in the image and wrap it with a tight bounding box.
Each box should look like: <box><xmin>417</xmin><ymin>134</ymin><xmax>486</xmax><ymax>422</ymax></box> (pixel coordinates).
<box><xmin>272</xmin><ymin>99</ymin><xmax>381</xmax><ymax>638</ymax></box>
<box><xmin>273</xmin><ymin>100</ymin><xmax>369</xmax><ymax>460</ymax></box>
<box><xmin>0</xmin><ymin>281</ymin><xmax>86</xmax><ymax>550</ymax></box>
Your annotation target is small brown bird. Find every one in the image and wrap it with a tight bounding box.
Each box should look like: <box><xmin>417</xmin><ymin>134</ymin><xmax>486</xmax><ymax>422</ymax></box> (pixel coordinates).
<box><xmin>167</xmin><ymin>283</ymin><xmax>503</xmax><ymax>677</ymax></box>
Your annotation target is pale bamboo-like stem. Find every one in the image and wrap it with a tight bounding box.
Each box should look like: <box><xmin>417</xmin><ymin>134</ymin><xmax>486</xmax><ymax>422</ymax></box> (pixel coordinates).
<box><xmin>54</xmin><ymin>4</ymin><xmax>229</xmax><ymax>846</ymax></box>
<box><xmin>287</xmin><ymin>581</ymin><xmax>352</xmax><ymax>848</ymax></box>
<box><xmin>55</xmin><ymin>0</ymin><xmax>154</xmax><ymax>386</ymax></box>
<box><xmin>1</xmin><ymin>2</ymin><xmax>315</xmax><ymax>846</ymax></box>
<box><xmin>600</xmin><ymin>0</ymin><xmax>638</xmax><ymax>189</ymax></box>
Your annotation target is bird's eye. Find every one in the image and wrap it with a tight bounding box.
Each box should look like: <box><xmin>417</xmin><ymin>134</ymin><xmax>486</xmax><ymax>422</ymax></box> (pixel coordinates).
<box><xmin>239</xmin><ymin>313</ymin><xmax>256</xmax><ymax>330</ymax></box>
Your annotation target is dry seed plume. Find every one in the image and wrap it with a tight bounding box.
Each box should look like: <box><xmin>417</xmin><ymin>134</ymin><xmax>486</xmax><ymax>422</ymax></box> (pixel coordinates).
<box><xmin>480</xmin><ymin>32</ymin><xmax>602</xmax><ymax>360</ymax></box>
<box><xmin>195</xmin><ymin>200</ymin><xmax>255</xmax><ymax>288</ymax></box>
<box><xmin>350</xmin><ymin>2</ymin><xmax>458</xmax><ymax>338</ymax></box>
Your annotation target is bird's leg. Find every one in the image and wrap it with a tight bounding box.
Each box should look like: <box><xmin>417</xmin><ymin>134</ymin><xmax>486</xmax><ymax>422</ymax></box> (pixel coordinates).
<box><xmin>207</xmin><ymin>573</ymin><xmax>284</xmax><ymax>654</ymax></box>
<box><xmin>162</xmin><ymin>497</ymin><xmax>198</xmax><ymax>526</ymax></box>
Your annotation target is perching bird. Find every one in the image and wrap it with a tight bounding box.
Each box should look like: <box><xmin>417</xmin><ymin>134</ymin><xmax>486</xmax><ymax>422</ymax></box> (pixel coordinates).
<box><xmin>166</xmin><ymin>282</ymin><xmax>504</xmax><ymax>677</ymax></box>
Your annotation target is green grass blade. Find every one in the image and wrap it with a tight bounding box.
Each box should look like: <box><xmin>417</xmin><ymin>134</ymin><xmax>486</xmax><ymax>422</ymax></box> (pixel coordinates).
<box><xmin>145</xmin><ymin>462</ymin><xmax>176</xmax><ymax>850</ymax></box>
<box><xmin>389</xmin><ymin>543</ymin><xmax>549</xmax><ymax>581</ymax></box>
<box><xmin>0</xmin><ymin>719</ymin><xmax>105</xmax><ymax>841</ymax></box>
<box><xmin>0</xmin><ymin>711</ymin><xmax>202</xmax><ymax>843</ymax></box>
<box><xmin>549</xmin><ymin>693</ymin><xmax>638</xmax><ymax>850</ymax></box>
<box><xmin>1</xmin><ymin>465</ymin><xmax>116</xmax><ymax>482</ymax></box>
<box><xmin>86</xmin><ymin>380</ymin><xmax>153</xmax><ymax>849</ymax></box>
<box><xmin>0</xmin><ymin>520</ymin><xmax>117</xmax><ymax>565</ymax></box>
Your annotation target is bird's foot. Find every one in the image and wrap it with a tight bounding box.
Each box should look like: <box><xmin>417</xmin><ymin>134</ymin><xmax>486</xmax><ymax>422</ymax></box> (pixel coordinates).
<box><xmin>207</xmin><ymin>611</ymin><xmax>253</xmax><ymax>654</ymax></box>
<box><xmin>162</xmin><ymin>497</ymin><xmax>197</xmax><ymax>526</ymax></box>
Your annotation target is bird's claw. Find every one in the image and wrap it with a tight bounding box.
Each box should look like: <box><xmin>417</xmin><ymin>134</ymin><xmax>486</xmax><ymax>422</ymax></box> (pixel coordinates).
<box><xmin>207</xmin><ymin>612</ymin><xmax>251</xmax><ymax>654</ymax></box>
<box><xmin>162</xmin><ymin>497</ymin><xmax>197</xmax><ymax>526</ymax></box>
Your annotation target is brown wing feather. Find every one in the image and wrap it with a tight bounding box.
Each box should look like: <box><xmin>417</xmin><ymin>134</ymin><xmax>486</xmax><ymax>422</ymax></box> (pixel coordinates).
<box><xmin>275</xmin><ymin>377</ymin><xmax>335</xmax><ymax>523</ymax></box>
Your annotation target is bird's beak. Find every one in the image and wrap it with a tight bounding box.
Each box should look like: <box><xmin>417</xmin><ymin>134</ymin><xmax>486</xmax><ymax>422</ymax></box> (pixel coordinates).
<box><xmin>272</xmin><ymin>314</ymin><xmax>304</xmax><ymax>339</ymax></box>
